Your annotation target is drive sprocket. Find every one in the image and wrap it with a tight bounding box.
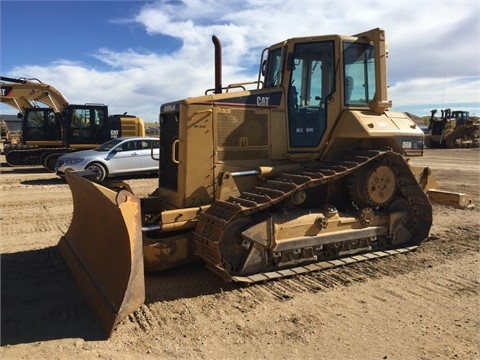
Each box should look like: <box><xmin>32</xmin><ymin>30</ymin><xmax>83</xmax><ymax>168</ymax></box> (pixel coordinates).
<box><xmin>350</xmin><ymin>161</ymin><xmax>396</xmax><ymax>208</ymax></box>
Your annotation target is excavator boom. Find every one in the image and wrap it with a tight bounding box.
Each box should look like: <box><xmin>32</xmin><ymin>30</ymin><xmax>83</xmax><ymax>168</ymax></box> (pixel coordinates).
<box><xmin>0</xmin><ymin>76</ymin><xmax>69</xmax><ymax>113</ymax></box>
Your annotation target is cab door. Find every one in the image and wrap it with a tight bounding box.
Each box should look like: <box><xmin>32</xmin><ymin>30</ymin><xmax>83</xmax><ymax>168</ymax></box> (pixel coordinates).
<box><xmin>66</xmin><ymin>105</ymin><xmax>108</xmax><ymax>146</ymax></box>
<box><xmin>286</xmin><ymin>40</ymin><xmax>334</xmax><ymax>150</ymax></box>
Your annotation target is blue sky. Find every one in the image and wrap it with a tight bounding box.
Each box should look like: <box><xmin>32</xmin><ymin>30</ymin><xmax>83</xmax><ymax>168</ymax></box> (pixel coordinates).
<box><xmin>1</xmin><ymin>0</ymin><xmax>479</xmax><ymax>122</ymax></box>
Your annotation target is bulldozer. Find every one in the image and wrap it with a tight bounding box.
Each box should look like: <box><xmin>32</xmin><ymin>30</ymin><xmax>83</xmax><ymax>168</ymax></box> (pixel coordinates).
<box><xmin>427</xmin><ymin>108</ymin><xmax>480</xmax><ymax>148</ymax></box>
<box><xmin>0</xmin><ymin>76</ymin><xmax>146</xmax><ymax>170</ymax></box>
<box><xmin>59</xmin><ymin>28</ymin><xmax>467</xmax><ymax>337</ymax></box>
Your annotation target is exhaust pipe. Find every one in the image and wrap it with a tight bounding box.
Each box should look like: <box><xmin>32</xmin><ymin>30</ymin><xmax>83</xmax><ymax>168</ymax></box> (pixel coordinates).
<box><xmin>212</xmin><ymin>35</ymin><xmax>222</xmax><ymax>94</ymax></box>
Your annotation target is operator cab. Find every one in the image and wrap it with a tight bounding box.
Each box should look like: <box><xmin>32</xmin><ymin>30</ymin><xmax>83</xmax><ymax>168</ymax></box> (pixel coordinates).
<box><xmin>64</xmin><ymin>104</ymin><xmax>109</xmax><ymax>145</ymax></box>
<box><xmin>262</xmin><ymin>33</ymin><xmax>381</xmax><ymax>152</ymax></box>
<box><xmin>22</xmin><ymin>108</ymin><xmax>62</xmax><ymax>143</ymax></box>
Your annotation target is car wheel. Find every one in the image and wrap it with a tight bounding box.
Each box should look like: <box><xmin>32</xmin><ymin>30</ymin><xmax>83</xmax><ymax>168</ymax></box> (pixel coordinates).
<box><xmin>86</xmin><ymin>162</ymin><xmax>107</xmax><ymax>181</ymax></box>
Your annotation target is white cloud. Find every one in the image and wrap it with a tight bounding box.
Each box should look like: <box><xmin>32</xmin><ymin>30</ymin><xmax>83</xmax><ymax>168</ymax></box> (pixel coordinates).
<box><xmin>2</xmin><ymin>0</ymin><xmax>479</xmax><ymax>121</ymax></box>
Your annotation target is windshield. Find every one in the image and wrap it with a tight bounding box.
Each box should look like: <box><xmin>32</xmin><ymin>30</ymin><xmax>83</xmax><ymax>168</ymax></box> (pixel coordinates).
<box><xmin>95</xmin><ymin>138</ymin><xmax>123</xmax><ymax>151</ymax></box>
<box><xmin>343</xmin><ymin>41</ymin><xmax>375</xmax><ymax>106</ymax></box>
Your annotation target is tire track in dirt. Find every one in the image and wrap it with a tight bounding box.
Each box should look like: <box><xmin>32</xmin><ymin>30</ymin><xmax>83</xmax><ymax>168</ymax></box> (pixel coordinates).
<box><xmin>0</xmin><ymin>173</ymin><xmax>73</xmax><ymax>252</ymax></box>
<box><xmin>1</xmin><ymin>218</ymin><xmax>71</xmax><ymax>237</ymax></box>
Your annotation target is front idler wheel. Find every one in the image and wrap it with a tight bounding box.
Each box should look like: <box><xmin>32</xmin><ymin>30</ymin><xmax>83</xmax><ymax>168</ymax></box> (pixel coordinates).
<box><xmin>218</xmin><ymin>216</ymin><xmax>253</xmax><ymax>274</ymax></box>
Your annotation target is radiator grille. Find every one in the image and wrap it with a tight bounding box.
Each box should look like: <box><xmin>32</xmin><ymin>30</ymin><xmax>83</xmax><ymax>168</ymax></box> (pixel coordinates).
<box><xmin>217</xmin><ymin>110</ymin><xmax>268</xmax><ymax>147</ymax></box>
<box><xmin>160</xmin><ymin>111</ymin><xmax>179</xmax><ymax>191</ymax></box>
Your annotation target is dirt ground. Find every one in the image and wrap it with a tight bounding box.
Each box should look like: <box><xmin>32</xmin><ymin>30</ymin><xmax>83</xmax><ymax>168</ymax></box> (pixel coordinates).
<box><xmin>1</xmin><ymin>149</ymin><xmax>479</xmax><ymax>359</ymax></box>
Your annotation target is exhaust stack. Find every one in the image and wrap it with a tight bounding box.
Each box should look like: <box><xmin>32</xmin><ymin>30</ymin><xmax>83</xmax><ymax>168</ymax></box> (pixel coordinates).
<box><xmin>212</xmin><ymin>35</ymin><xmax>222</xmax><ymax>94</ymax></box>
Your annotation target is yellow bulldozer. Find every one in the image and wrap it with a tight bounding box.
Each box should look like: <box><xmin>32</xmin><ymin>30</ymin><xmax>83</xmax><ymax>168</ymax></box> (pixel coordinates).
<box><xmin>58</xmin><ymin>28</ymin><xmax>469</xmax><ymax>337</ymax></box>
<box><xmin>426</xmin><ymin>108</ymin><xmax>480</xmax><ymax>148</ymax></box>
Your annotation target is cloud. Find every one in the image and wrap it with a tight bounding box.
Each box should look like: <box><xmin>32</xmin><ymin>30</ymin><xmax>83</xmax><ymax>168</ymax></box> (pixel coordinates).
<box><xmin>390</xmin><ymin>75</ymin><xmax>480</xmax><ymax>115</ymax></box>
<box><xmin>2</xmin><ymin>0</ymin><xmax>479</xmax><ymax>120</ymax></box>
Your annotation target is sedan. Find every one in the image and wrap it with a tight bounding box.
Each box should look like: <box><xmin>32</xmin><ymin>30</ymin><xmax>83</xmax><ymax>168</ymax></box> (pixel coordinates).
<box><xmin>56</xmin><ymin>137</ymin><xmax>159</xmax><ymax>181</ymax></box>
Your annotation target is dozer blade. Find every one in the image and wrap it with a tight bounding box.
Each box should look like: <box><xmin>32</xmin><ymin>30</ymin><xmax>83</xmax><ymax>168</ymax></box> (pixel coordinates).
<box><xmin>410</xmin><ymin>165</ymin><xmax>475</xmax><ymax>209</ymax></box>
<box><xmin>58</xmin><ymin>171</ymin><xmax>145</xmax><ymax>337</ymax></box>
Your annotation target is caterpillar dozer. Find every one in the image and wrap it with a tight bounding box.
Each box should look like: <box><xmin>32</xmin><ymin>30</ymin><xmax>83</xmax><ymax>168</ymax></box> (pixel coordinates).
<box><xmin>60</xmin><ymin>28</ymin><xmax>464</xmax><ymax>337</ymax></box>
<box><xmin>0</xmin><ymin>76</ymin><xmax>146</xmax><ymax>170</ymax></box>
<box><xmin>427</xmin><ymin>108</ymin><xmax>479</xmax><ymax>148</ymax></box>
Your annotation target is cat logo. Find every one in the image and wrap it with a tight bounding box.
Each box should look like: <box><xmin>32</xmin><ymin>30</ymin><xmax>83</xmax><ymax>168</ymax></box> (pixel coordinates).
<box><xmin>256</xmin><ymin>96</ymin><xmax>269</xmax><ymax>107</ymax></box>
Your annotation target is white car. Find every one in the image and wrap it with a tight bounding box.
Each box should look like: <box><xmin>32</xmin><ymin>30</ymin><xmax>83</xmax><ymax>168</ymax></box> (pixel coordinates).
<box><xmin>56</xmin><ymin>137</ymin><xmax>159</xmax><ymax>181</ymax></box>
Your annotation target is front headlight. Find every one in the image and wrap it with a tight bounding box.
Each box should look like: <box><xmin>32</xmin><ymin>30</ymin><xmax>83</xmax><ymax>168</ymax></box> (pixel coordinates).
<box><xmin>63</xmin><ymin>158</ymin><xmax>84</xmax><ymax>165</ymax></box>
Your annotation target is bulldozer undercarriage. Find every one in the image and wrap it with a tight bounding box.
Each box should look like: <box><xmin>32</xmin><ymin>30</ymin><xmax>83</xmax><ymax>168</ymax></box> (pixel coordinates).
<box><xmin>193</xmin><ymin>150</ymin><xmax>432</xmax><ymax>282</ymax></box>
<box><xmin>445</xmin><ymin>131</ymin><xmax>480</xmax><ymax>148</ymax></box>
<box><xmin>430</xmin><ymin>126</ymin><xmax>480</xmax><ymax>149</ymax></box>
<box><xmin>59</xmin><ymin>150</ymin><xmax>434</xmax><ymax>336</ymax></box>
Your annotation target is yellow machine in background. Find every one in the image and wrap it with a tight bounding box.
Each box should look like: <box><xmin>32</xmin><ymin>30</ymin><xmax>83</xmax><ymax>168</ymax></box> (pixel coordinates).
<box><xmin>59</xmin><ymin>28</ymin><xmax>468</xmax><ymax>336</ymax></box>
<box><xmin>0</xmin><ymin>76</ymin><xmax>145</xmax><ymax>170</ymax></box>
<box><xmin>427</xmin><ymin>108</ymin><xmax>479</xmax><ymax>148</ymax></box>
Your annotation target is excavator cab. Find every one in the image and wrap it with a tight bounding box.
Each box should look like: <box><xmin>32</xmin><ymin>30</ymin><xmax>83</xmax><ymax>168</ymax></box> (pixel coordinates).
<box><xmin>22</xmin><ymin>108</ymin><xmax>62</xmax><ymax>144</ymax></box>
<box><xmin>62</xmin><ymin>104</ymin><xmax>110</xmax><ymax>146</ymax></box>
<box><xmin>21</xmin><ymin>104</ymin><xmax>111</xmax><ymax>147</ymax></box>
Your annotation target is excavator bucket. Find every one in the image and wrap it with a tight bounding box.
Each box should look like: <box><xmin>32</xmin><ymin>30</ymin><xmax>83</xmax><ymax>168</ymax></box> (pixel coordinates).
<box><xmin>58</xmin><ymin>171</ymin><xmax>145</xmax><ymax>337</ymax></box>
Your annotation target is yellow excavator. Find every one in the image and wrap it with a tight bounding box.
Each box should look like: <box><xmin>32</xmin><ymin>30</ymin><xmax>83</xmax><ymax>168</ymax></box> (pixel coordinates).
<box><xmin>59</xmin><ymin>28</ymin><xmax>471</xmax><ymax>337</ymax></box>
<box><xmin>0</xmin><ymin>76</ymin><xmax>146</xmax><ymax>170</ymax></box>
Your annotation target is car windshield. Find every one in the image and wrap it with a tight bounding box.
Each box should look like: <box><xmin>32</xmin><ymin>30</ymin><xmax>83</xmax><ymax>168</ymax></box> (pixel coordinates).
<box><xmin>95</xmin><ymin>138</ymin><xmax>124</xmax><ymax>151</ymax></box>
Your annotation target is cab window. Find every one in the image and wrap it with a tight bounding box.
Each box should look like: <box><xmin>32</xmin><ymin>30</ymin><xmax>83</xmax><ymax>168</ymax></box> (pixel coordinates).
<box><xmin>287</xmin><ymin>41</ymin><xmax>334</xmax><ymax>148</ymax></box>
<box><xmin>264</xmin><ymin>47</ymin><xmax>283</xmax><ymax>87</ymax></box>
<box><xmin>343</xmin><ymin>42</ymin><xmax>375</xmax><ymax>106</ymax></box>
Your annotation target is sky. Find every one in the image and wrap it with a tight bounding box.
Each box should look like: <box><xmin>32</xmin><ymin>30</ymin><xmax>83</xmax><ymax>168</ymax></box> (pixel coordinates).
<box><xmin>1</xmin><ymin>0</ymin><xmax>479</xmax><ymax>122</ymax></box>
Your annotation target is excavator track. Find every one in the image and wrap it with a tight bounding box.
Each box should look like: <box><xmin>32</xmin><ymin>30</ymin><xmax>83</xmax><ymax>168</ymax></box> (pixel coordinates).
<box><xmin>193</xmin><ymin>150</ymin><xmax>432</xmax><ymax>283</ymax></box>
<box><xmin>5</xmin><ymin>147</ymin><xmax>69</xmax><ymax>167</ymax></box>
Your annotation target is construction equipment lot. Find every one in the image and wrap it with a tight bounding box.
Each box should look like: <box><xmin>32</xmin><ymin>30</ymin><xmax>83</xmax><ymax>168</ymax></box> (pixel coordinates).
<box><xmin>1</xmin><ymin>148</ymin><xmax>479</xmax><ymax>359</ymax></box>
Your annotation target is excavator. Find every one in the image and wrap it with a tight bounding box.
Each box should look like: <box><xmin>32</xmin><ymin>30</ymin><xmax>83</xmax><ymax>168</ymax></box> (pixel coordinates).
<box><xmin>427</xmin><ymin>108</ymin><xmax>479</xmax><ymax>148</ymax></box>
<box><xmin>58</xmin><ymin>28</ymin><xmax>471</xmax><ymax>337</ymax></box>
<box><xmin>0</xmin><ymin>76</ymin><xmax>146</xmax><ymax>170</ymax></box>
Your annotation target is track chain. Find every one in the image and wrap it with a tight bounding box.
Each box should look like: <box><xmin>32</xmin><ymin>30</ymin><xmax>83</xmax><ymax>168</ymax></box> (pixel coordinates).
<box><xmin>193</xmin><ymin>150</ymin><xmax>432</xmax><ymax>283</ymax></box>
<box><xmin>225</xmin><ymin>246</ymin><xmax>418</xmax><ymax>283</ymax></box>
<box><xmin>5</xmin><ymin>147</ymin><xmax>70</xmax><ymax>166</ymax></box>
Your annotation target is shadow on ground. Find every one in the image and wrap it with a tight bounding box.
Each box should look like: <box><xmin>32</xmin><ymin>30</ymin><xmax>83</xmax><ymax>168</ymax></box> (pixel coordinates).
<box><xmin>1</xmin><ymin>245</ymin><xmax>237</xmax><ymax>346</ymax></box>
<box><xmin>20</xmin><ymin>178</ymin><xmax>66</xmax><ymax>185</ymax></box>
<box><xmin>1</xmin><ymin>246</ymin><xmax>104</xmax><ymax>345</ymax></box>
<box><xmin>0</xmin><ymin>165</ymin><xmax>47</xmax><ymax>174</ymax></box>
